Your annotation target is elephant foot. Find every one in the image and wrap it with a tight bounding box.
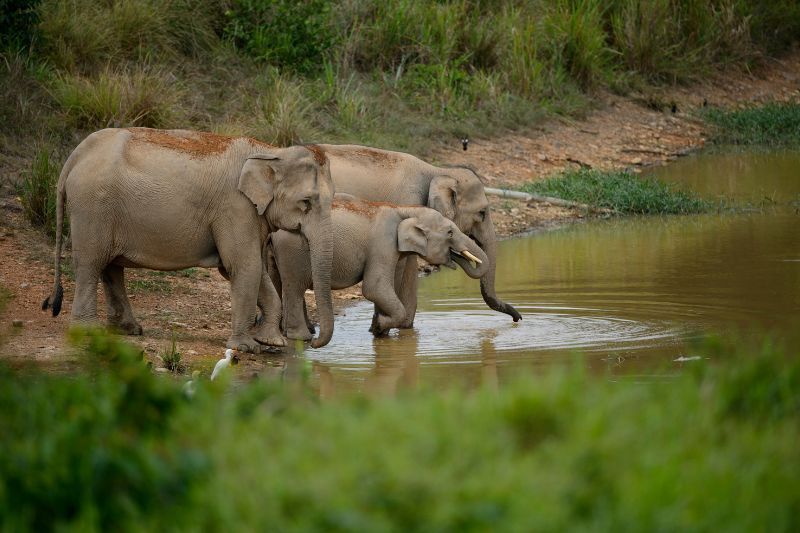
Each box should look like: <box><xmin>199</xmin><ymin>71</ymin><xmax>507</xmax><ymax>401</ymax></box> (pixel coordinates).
<box><xmin>227</xmin><ymin>335</ymin><xmax>266</xmax><ymax>354</ymax></box>
<box><xmin>370</xmin><ymin>314</ymin><xmax>395</xmax><ymax>337</ymax></box>
<box><xmin>253</xmin><ymin>323</ymin><xmax>287</xmax><ymax>347</ymax></box>
<box><xmin>109</xmin><ymin>320</ymin><xmax>143</xmax><ymax>336</ymax></box>
<box><xmin>285</xmin><ymin>326</ymin><xmax>313</xmax><ymax>341</ymax></box>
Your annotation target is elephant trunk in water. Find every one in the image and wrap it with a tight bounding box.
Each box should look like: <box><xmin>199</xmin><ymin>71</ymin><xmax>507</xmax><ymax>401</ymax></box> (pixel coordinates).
<box><xmin>305</xmin><ymin>216</ymin><xmax>335</xmax><ymax>348</ymax></box>
<box><xmin>471</xmin><ymin>214</ymin><xmax>522</xmax><ymax>322</ymax></box>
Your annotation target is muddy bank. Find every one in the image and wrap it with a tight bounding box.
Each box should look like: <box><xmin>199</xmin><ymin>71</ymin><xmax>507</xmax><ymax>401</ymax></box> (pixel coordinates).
<box><xmin>1</xmin><ymin>51</ymin><xmax>798</xmax><ymax>370</ymax></box>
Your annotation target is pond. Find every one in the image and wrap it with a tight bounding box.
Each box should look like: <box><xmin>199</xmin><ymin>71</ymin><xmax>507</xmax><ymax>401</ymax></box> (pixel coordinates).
<box><xmin>302</xmin><ymin>148</ymin><xmax>800</xmax><ymax>394</ymax></box>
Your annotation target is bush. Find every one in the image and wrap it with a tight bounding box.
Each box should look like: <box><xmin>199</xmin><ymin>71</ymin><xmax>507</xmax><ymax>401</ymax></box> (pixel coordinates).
<box><xmin>224</xmin><ymin>0</ymin><xmax>336</xmax><ymax>74</ymax></box>
<box><xmin>523</xmin><ymin>168</ymin><xmax>714</xmax><ymax>214</ymax></box>
<box><xmin>704</xmin><ymin>103</ymin><xmax>800</xmax><ymax>146</ymax></box>
<box><xmin>36</xmin><ymin>0</ymin><xmax>221</xmax><ymax>71</ymax></box>
<box><xmin>0</xmin><ymin>328</ymin><xmax>209</xmax><ymax>531</ymax></box>
<box><xmin>18</xmin><ymin>146</ymin><xmax>64</xmax><ymax>239</ymax></box>
<box><xmin>49</xmin><ymin>66</ymin><xmax>182</xmax><ymax>129</ymax></box>
<box><xmin>1</xmin><ymin>328</ymin><xmax>799</xmax><ymax>529</ymax></box>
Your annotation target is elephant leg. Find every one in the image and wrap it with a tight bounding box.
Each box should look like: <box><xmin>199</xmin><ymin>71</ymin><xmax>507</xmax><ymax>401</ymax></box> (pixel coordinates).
<box><xmin>362</xmin><ymin>277</ymin><xmax>406</xmax><ymax>337</ymax></box>
<box><xmin>101</xmin><ymin>264</ymin><xmax>142</xmax><ymax>335</ymax></box>
<box><xmin>71</xmin><ymin>256</ymin><xmax>104</xmax><ymax>325</ymax></box>
<box><xmin>303</xmin><ymin>299</ymin><xmax>316</xmax><ymax>334</ymax></box>
<box><xmin>217</xmin><ymin>234</ymin><xmax>265</xmax><ymax>354</ymax></box>
<box><xmin>396</xmin><ymin>256</ymin><xmax>419</xmax><ymax>329</ymax></box>
<box><xmin>252</xmin><ymin>266</ymin><xmax>286</xmax><ymax>346</ymax></box>
<box><xmin>284</xmin><ymin>285</ymin><xmax>313</xmax><ymax>341</ymax></box>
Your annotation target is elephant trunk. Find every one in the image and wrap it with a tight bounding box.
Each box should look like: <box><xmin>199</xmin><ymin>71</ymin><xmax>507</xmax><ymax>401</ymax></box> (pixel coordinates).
<box><xmin>450</xmin><ymin>233</ymin><xmax>490</xmax><ymax>279</ymax></box>
<box><xmin>471</xmin><ymin>214</ymin><xmax>522</xmax><ymax>322</ymax></box>
<box><xmin>305</xmin><ymin>216</ymin><xmax>335</xmax><ymax>348</ymax></box>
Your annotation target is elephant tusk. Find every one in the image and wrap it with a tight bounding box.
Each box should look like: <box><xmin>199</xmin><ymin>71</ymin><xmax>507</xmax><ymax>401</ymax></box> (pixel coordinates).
<box><xmin>462</xmin><ymin>250</ymin><xmax>483</xmax><ymax>265</ymax></box>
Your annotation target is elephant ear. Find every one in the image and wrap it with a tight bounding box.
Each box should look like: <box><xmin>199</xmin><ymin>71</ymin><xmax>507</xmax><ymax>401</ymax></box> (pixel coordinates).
<box><xmin>238</xmin><ymin>156</ymin><xmax>280</xmax><ymax>215</ymax></box>
<box><xmin>428</xmin><ymin>176</ymin><xmax>457</xmax><ymax>220</ymax></box>
<box><xmin>397</xmin><ymin>217</ymin><xmax>427</xmax><ymax>256</ymax></box>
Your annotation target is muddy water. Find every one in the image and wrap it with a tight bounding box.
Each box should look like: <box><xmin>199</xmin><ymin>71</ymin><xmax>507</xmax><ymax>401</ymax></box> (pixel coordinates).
<box><xmin>303</xmin><ymin>149</ymin><xmax>800</xmax><ymax>393</ymax></box>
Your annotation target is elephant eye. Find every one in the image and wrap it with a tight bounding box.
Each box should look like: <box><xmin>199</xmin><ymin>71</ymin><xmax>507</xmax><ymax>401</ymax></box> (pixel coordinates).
<box><xmin>447</xmin><ymin>229</ymin><xmax>454</xmax><ymax>237</ymax></box>
<box><xmin>300</xmin><ymin>198</ymin><xmax>312</xmax><ymax>213</ymax></box>
<box><xmin>478</xmin><ymin>210</ymin><xmax>486</xmax><ymax>221</ymax></box>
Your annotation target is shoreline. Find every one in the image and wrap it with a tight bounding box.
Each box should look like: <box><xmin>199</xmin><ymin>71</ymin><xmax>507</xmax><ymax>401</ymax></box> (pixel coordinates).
<box><xmin>1</xmin><ymin>51</ymin><xmax>798</xmax><ymax>368</ymax></box>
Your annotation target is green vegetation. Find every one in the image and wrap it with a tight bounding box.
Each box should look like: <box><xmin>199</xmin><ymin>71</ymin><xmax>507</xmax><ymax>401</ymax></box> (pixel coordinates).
<box><xmin>17</xmin><ymin>146</ymin><xmax>64</xmax><ymax>239</ymax></box>
<box><xmin>704</xmin><ymin>103</ymin><xmax>800</xmax><ymax>146</ymax></box>
<box><xmin>0</xmin><ymin>328</ymin><xmax>798</xmax><ymax>530</ymax></box>
<box><xmin>160</xmin><ymin>332</ymin><xmax>185</xmax><ymax>374</ymax></box>
<box><xmin>522</xmin><ymin>169</ymin><xmax>713</xmax><ymax>214</ymax></box>
<box><xmin>1</xmin><ymin>0</ymin><xmax>798</xmax><ymax>160</ymax></box>
<box><xmin>127</xmin><ymin>273</ymin><xmax>173</xmax><ymax>294</ymax></box>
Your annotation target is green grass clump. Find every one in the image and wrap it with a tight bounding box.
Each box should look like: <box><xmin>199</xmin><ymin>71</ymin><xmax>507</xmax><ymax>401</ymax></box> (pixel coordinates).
<box><xmin>1</xmin><ymin>328</ymin><xmax>799</xmax><ymax>530</ymax></box>
<box><xmin>17</xmin><ymin>146</ymin><xmax>65</xmax><ymax>239</ymax></box>
<box><xmin>523</xmin><ymin>169</ymin><xmax>714</xmax><ymax>214</ymax></box>
<box><xmin>704</xmin><ymin>103</ymin><xmax>800</xmax><ymax>146</ymax></box>
<box><xmin>49</xmin><ymin>66</ymin><xmax>182</xmax><ymax>129</ymax></box>
<box><xmin>160</xmin><ymin>333</ymin><xmax>185</xmax><ymax>374</ymax></box>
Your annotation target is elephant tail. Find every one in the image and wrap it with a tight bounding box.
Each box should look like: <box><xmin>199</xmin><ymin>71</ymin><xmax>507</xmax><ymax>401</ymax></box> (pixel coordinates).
<box><xmin>42</xmin><ymin>159</ymin><xmax>70</xmax><ymax>317</ymax></box>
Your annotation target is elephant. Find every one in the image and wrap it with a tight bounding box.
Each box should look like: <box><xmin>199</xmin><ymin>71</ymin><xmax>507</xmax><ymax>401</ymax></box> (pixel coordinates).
<box><xmin>41</xmin><ymin>127</ymin><xmax>335</xmax><ymax>352</ymax></box>
<box><xmin>318</xmin><ymin>144</ymin><xmax>521</xmax><ymax>327</ymax></box>
<box><xmin>268</xmin><ymin>195</ymin><xmax>489</xmax><ymax>339</ymax></box>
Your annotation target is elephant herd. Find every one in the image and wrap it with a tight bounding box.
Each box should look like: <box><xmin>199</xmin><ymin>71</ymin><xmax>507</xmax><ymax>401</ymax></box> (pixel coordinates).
<box><xmin>42</xmin><ymin>127</ymin><xmax>521</xmax><ymax>353</ymax></box>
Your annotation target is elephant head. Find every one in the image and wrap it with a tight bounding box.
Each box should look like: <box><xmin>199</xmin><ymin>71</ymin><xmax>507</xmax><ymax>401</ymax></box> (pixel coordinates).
<box><xmin>238</xmin><ymin>145</ymin><xmax>335</xmax><ymax>348</ymax></box>
<box><xmin>397</xmin><ymin>208</ymin><xmax>489</xmax><ymax>279</ymax></box>
<box><xmin>428</xmin><ymin>167</ymin><xmax>522</xmax><ymax>321</ymax></box>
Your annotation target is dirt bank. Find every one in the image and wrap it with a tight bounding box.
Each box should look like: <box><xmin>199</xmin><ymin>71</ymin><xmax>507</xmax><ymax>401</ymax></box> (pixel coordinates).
<box><xmin>1</xmin><ymin>51</ymin><xmax>798</xmax><ymax>371</ymax></box>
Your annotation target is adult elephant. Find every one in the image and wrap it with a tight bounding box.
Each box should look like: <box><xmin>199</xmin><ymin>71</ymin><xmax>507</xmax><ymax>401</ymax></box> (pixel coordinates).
<box><xmin>319</xmin><ymin>144</ymin><xmax>521</xmax><ymax>326</ymax></box>
<box><xmin>42</xmin><ymin>127</ymin><xmax>335</xmax><ymax>351</ymax></box>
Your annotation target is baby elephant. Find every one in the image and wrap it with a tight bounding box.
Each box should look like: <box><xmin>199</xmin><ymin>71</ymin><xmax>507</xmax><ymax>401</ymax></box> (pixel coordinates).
<box><xmin>270</xmin><ymin>196</ymin><xmax>489</xmax><ymax>338</ymax></box>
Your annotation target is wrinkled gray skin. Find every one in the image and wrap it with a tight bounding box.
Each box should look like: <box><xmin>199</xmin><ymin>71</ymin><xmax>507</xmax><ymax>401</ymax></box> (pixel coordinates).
<box><xmin>42</xmin><ymin>127</ymin><xmax>335</xmax><ymax>351</ymax></box>
<box><xmin>320</xmin><ymin>144</ymin><xmax>521</xmax><ymax>326</ymax></box>
<box><xmin>269</xmin><ymin>196</ymin><xmax>489</xmax><ymax>338</ymax></box>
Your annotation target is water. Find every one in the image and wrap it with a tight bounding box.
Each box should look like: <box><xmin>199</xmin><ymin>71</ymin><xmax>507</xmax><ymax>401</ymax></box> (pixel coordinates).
<box><xmin>303</xmin><ymin>149</ymin><xmax>800</xmax><ymax>393</ymax></box>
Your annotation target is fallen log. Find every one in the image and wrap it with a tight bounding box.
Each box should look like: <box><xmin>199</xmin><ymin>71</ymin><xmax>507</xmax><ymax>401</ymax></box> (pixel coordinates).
<box><xmin>484</xmin><ymin>187</ymin><xmax>615</xmax><ymax>214</ymax></box>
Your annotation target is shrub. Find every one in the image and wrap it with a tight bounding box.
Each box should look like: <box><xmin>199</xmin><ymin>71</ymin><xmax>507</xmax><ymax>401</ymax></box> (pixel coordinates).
<box><xmin>49</xmin><ymin>66</ymin><xmax>182</xmax><ymax>129</ymax></box>
<box><xmin>523</xmin><ymin>168</ymin><xmax>714</xmax><ymax>214</ymax></box>
<box><xmin>18</xmin><ymin>145</ymin><xmax>64</xmax><ymax>239</ymax></box>
<box><xmin>249</xmin><ymin>70</ymin><xmax>315</xmax><ymax>146</ymax></box>
<box><xmin>224</xmin><ymin>0</ymin><xmax>336</xmax><ymax>73</ymax></box>
<box><xmin>36</xmin><ymin>0</ymin><xmax>221</xmax><ymax>71</ymax></box>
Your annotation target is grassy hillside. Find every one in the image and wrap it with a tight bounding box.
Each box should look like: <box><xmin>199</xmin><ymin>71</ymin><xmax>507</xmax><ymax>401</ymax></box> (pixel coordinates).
<box><xmin>2</xmin><ymin>0</ymin><xmax>798</xmax><ymax>156</ymax></box>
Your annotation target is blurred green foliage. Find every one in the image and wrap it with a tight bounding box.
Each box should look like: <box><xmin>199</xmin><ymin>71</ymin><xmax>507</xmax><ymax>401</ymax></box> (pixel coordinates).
<box><xmin>1</xmin><ymin>328</ymin><xmax>799</xmax><ymax>530</ymax></box>
<box><xmin>523</xmin><ymin>169</ymin><xmax>714</xmax><ymax>214</ymax></box>
<box><xmin>17</xmin><ymin>145</ymin><xmax>66</xmax><ymax>240</ymax></box>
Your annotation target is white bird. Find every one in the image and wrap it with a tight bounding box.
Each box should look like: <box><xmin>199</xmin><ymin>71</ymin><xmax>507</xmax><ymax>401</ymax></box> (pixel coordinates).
<box><xmin>182</xmin><ymin>370</ymin><xmax>200</xmax><ymax>398</ymax></box>
<box><xmin>210</xmin><ymin>348</ymin><xmax>235</xmax><ymax>381</ymax></box>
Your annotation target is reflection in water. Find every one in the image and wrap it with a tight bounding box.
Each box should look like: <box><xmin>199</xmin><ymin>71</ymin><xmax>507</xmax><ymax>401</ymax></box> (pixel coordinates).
<box><xmin>277</xmin><ymin>150</ymin><xmax>800</xmax><ymax>393</ymax></box>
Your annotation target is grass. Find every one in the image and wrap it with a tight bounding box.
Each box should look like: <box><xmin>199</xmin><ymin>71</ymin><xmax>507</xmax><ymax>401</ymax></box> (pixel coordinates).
<box><xmin>17</xmin><ymin>145</ymin><xmax>65</xmax><ymax>239</ymax></box>
<box><xmin>0</xmin><ymin>327</ymin><xmax>798</xmax><ymax>530</ymax></box>
<box><xmin>160</xmin><ymin>333</ymin><xmax>185</xmax><ymax>374</ymax></box>
<box><xmin>49</xmin><ymin>66</ymin><xmax>182</xmax><ymax>129</ymax></box>
<box><xmin>522</xmin><ymin>169</ymin><xmax>714</xmax><ymax>214</ymax></box>
<box><xmin>703</xmin><ymin>103</ymin><xmax>800</xmax><ymax>146</ymax></box>
<box><xmin>127</xmin><ymin>273</ymin><xmax>173</xmax><ymax>294</ymax></box>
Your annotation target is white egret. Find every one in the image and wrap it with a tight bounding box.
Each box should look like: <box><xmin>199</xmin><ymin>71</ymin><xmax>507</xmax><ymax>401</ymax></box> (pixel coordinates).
<box><xmin>210</xmin><ymin>348</ymin><xmax>235</xmax><ymax>381</ymax></box>
<box><xmin>182</xmin><ymin>370</ymin><xmax>200</xmax><ymax>398</ymax></box>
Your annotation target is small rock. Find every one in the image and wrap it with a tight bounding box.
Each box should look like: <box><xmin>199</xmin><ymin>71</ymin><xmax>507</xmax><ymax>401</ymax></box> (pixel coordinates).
<box><xmin>12</xmin><ymin>320</ymin><xmax>23</xmax><ymax>327</ymax></box>
<box><xmin>537</xmin><ymin>153</ymin><xmax>548</xmax><ymax>161</ymax></box>
<box><xmin>19</xmin><ymin>282</ymin><xmax>29</xmax><ymax>289</ymax></box>
<box><xmin>631</xmin><ymin>157</ymin><xmax>643</xmax><ymax>165</ymax></box>
<box><xmin>155</xmin><ymin>367</ymin><xmax>170</xmax><ymax>373</ymax></box>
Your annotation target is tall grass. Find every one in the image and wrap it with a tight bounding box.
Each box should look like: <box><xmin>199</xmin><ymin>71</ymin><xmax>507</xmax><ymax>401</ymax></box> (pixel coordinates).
<box><xmin>17</xmin><ymin>146</ymin><xmax>65</xmax><ymax>239</ymax></box>
<box><xmin>1</xmin><ymin>327</ymin><xmax>798</xmax><ymax>529</ymax></box>
<box><xmin>523</xmin><ymin>169</ymin><xmax>714</xmax><ymax>214</ymax></box>
<box><xmin>49</xmin><ymin>66</ymin><xmax>182</xmax><ymax>129</ymax></box>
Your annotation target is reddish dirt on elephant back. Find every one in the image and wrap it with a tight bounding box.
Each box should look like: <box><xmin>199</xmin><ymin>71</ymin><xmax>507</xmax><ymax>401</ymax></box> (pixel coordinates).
<box><xmin>332</xmin><ymin>198</ymin><xmax>402</xmax><ymax>218</ymax></box>
<box><xmin>127</xmin><ymin>128</ymin><xmax>278</xmax><ymax>158</ymax></box>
